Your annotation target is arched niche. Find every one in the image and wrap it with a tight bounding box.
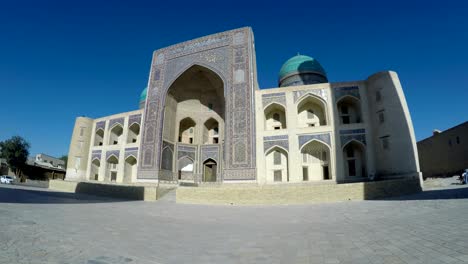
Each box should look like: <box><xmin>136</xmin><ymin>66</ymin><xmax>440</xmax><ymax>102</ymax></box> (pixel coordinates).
<box><xmin>94</xmin><ymin>128</ymin><xmax>104</xmax><ymax>146</ymax></box>
<box><xmin>202</xmin><ymin>158</ymin><xmax>217</xmax><ymax>182</ymax></box>
<box><xmin>178</xmin><ymin>156</ymin><xmax>194</xmax><ymax>181</ymax></box>
<box><xmin>297</xmin><ymin>95</ymin><xmax>328</xmax><ymax>128</ymax></box>
<box><xmin>90</xmin><ymin>159</ymin><xmax>100</xmax><ymax>181</ymax></box>
<box><xmin>337</xmin><ymin>96</ymin><xmax>362</xmax><ymax>124</ymax></box>
<box><xmin>162</xmin><ymin>65</ymin><xmax>225</xmax><ymax>145</ymax></box>
<box><xmin>124</xmin><ymin>155</ymin><xmax>137</xmax><ymax>183</ymax></box>
<box><xmin>203</xmin><ymin>118</ymin><xmax>220</xmax><ymax>144</ymax></box>
<box><xmin>108</xmin><ymin>124</ymin><xmax>123</xmax><ymax>145</ymax></box>
<box><xmin>265</xmin><ymin>146</ymin><xmax>289</xmax><ymax>183</ymax></box>
<box><xmin>301</xmin><ymin>140</ymin><xmax>331</xmax><ymax>181</ymax></box>
<box><xmin>127</xmin><ymin>123</ymin><xmax>140</xmax><ymax>144</ymax></box>
<box><xmin>178</xmin><ymin>117</ymin><xmax>196</xmax><ymax>144</ymax></box>
<box><xmin>343</xmin><ymin>140</ymin><xmax>366</xmax><ymax>178</ymax></box>
<box><xmin>161</xmin><ymin>147</ymin><xmax>173</xmax><ymax>171</ymax></box>
<box><xmin>264</xmin><ymin>103</ymin><xmax>287</xmax><ymax>131</ymax></box>
<box><xmin>106</xmin><ymin>155</ymin><xmax>119</xmax><ymax>182</ymax></box>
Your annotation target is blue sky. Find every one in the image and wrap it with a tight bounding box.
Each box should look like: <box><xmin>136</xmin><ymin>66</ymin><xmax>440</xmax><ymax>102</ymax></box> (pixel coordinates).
<box><xmin>1</xmin><ymin>0</ymin><xmax>467</xmax><ymax>157</ymax></box>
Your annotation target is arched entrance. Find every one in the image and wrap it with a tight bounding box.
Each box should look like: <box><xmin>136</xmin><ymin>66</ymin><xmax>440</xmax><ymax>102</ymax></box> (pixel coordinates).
<box><xmin>178</xmin><ymin>156</ymin><xmax>194</xmax><ymax>181</ymax></box>
<box><xmin>297</xmin><ymin>95</ymin><xmax>328</xmax><ymax>128</ymax></box>
<box><xmin>265</xmin><ymin>147</ymin><xmax>289</xmax><ymax>183</ymax></box>
<box><xmin>127</xmin><ymin>123</ymin><xmax>140</xmax><ymax>144</ymax></box>
<box><xmin>108</xmin><ymin>124</ymin><xmax>123</xmax><ymax>145</ymax></box>
<box><xmin>337</xmin><ymin>96</ymin><xmax>362</xmax><ymax>124</ymax></box>
<box><xmin>124</xmin><ymin>156</ymin><xmax>137</xmax><ymax>183</ymax></box>
<box><xmin>161</xmin><ymin>65</ymin><xmax>225</xmax><ymax>180</ymax></box>
<box><xmin>94</xmin><ymin>128</ymin><xmax>104</xmax><ymax>146</ymax></box>
<box><xmin>203</xmin><ymin>118</ymin><xmax>219</xmax><ymax>144</ymax></box>
<box><xmin>90</xmin><ymin>159</ymin><xmax>100</xmax><ymax>181</ymax></box>
<box><xmin>301</xmin><ymin>140</ymin><xmax>331</xmax><ymax>181</ymax></box>
<box><xmin>343</xmin><ymin>141</ymin><xmax>366</xmax><ymax>178</ymax></box>
<box><xmin>203</xmin><ymin>159</ymin><xmax>217</xmax><ymax>182</ymax></box>
<box><xmin>264</xmin><ymin>103</ymin><xmax>287</xmax><ymax>130</ymax></box>
<box><xmin>105</xmin><ymin>155</ymin><xmax>119</xmax><ymax>182</ymax></box>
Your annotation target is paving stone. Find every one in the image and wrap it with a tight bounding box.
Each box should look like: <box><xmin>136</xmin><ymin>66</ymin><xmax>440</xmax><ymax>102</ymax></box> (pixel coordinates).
<box><xmin>0</xmin><ymin>183</ymin><xmax>467</xmax><ymax>264</ymax></box>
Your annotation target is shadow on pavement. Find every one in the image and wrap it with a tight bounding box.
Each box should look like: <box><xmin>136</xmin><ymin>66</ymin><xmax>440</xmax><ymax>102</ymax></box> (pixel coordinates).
<box><xmin>0</xmin><ymin>185</ymin><xmax>131</xmax><ymax>204</ymax></box>
<box><xmin>383</xmin><ymin>186</ymin><xmax>468</xmax><ymax>201</ymax></box>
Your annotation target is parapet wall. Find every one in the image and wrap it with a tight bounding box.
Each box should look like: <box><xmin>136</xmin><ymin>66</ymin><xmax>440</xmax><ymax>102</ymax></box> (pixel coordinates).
<box><xmin>176</xmin><ymin>178</ymin><xmax>422</xmax><ymax>205</ymax></box>
<box><xmin>49</xmin><ymin>180</ymin><xmax>158</xmax><ymax>201</ymax></box>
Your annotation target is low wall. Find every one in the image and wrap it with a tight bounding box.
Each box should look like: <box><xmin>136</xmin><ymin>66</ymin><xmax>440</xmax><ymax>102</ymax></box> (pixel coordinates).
<box><xmin>49</xmin><ymin>180</ymin><xmax>159</xmax><ymax>201</ymax></box>
<box><xmin>176</xmin><ymin>178</ymin><xmax>422</xmax><ymax>205</ymax></box>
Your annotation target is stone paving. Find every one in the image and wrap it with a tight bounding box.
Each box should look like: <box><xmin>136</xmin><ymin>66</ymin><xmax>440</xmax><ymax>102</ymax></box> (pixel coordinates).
<box><xmin>0</xmin><ymin>178</ymin><xmax>468</xmax><ymax>264</ymax></box>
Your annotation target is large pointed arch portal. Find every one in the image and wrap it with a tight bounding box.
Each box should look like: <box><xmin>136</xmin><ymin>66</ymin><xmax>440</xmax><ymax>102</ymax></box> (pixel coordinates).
<box><xmin>137</xmin><ymin>28</ymin><xmax>257</xmax><ymax>181</ymax></box>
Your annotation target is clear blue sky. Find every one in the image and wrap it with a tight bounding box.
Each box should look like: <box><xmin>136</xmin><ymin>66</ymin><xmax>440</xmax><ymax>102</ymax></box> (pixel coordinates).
<box><xmin>1</xmin><ymin>0</ymin><xmax>467</xmax><ymax>157</ymax></box>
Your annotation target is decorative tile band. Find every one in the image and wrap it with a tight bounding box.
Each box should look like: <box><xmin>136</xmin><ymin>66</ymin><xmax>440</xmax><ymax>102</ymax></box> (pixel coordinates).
<box><xmin>106</xmin><ymin>150</ymin><xmax>120</xmax><ymax>160</ymax></box>
<box><xmin>109</xmin><ymin>118</ymin><xmax>125</xmax><ymax>128</ymax></box>
<box><xmin>340</xmin><ymin>134</ymin><xmax>366</xmax><ymax>147</ymax></box>
<box><xmin>96</xmin><ymin>121</ymin><xmax>106</xmax><ymax>131</ymax></box>
<box><xmin>335</xmin><ymin>86</ymin><xmax>360</xmax><ymax>100</ymax></box>
<box><xmin>128</xmin><ymin>114</ymin><xmax>142</xmax><ymax>126</ymax></box>
<box><xmin>91</xmin><ymin>150</ymin><xmax>102</xmax><ymax>161</ymax></box>
<box><xmin>298</xmin><ymin>133</ymin><xmax>331</xmax><ymax>148</ymax></box>
<box><xmin>264</xmin><ymin>139</ymin><xmax>289</xmax><ymax>153</ymax></box>
<box><xmin>201</xmin><ymin>145</ymin><xmax>220</xmax><ymax>163</ymax></box>
<box><xmin>293</xmin><ymin>88</ymin><xmax>328</xmax><ymax>103</ymax></box>
<box><xmin>262</xmin><ymin>93</ymin><xmax>286</xmax><ymax>108</ymax></box>
<box><xmin>177</xmin><ymin>144</ymin><xmax>197</xmax><ymax>160</ymax></box>
<box><xmin>125</xmin><ymin>148</ymin><xmax>138</xmax><ymax>160</ymax></box>
<box><xmin>340</xmin><ymin>129</ymin><xmax>365</xmax><ymax>135</ymax></box>
<box><xmin>264</xmin><ymin>135</ymin><xmax>288</xmax><ymax>141</ymax></box>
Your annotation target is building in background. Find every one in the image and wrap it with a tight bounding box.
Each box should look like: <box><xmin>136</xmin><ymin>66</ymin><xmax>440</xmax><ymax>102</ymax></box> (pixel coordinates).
<box><xmin>31</xmin><ymin>153</ymin><xmax>65</xmax><ymax>169</ymax></box>
<box><xmin>418</xmin><ymin>121</ymin><xmax>468</xmax><ymax>178</ymax></box>
<box><xmin>66</xmin><ymin>27</ymin><xmax>421</xmax><ymax>186</ymax></box>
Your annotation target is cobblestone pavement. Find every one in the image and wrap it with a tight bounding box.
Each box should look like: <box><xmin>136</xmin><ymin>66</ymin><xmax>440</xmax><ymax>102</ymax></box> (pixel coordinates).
<box><xmin>0</xmin><ymin>179</ymin><xmax>467</xmax><ymax>264</ymax></box>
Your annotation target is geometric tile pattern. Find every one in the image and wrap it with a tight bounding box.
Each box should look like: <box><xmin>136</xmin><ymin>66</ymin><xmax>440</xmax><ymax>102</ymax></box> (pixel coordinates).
<box><xmin>263</xmin><ymin>135</ymin><xmax>289</xmax><ymax>152</ymax></box>
<box><xmin>298</xmin><ymin>133</ymin><xmax>331</xmax><ymax>148</ymax></box>
<box><xmin>334</xmin><ymin>86</ymin><xmax>360</xmax><ymax>100</ymax></box>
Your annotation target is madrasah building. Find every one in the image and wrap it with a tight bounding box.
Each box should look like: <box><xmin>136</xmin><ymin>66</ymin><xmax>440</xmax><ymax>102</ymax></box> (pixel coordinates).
<box><xmin>66</xmin><ymin>27</ymin><xmax>421</xmax><ymax>187</ymax></box>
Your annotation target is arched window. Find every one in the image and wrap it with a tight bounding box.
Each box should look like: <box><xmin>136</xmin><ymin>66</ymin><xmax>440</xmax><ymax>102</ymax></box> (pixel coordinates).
<box><xmin>337</xmin><ymin>96</ymin><xmax>362</xmax><ymax>125</ymax></box>
<box><xmin>343</xmin><ymin>141</ymin><xmax>366</xmax><ymax>178</ymax></box>
<box><xmin>264</xmin><ymin>103</ymin><xmax>287</xmax><ymax>130</ymax></box>
<box><xmin>297</xmin><ymin>95</ymin><xmax>327</xmax><ymax>128</ymax></box>
<box><xmin>265</xmin><ymin>147</ymin><xmax>288</xmax><ymax>183</ymax></box>
<box><xmin>301</xmin><ymin>140</ymin><xmax>331</xmax><ymax>181</ymax></box>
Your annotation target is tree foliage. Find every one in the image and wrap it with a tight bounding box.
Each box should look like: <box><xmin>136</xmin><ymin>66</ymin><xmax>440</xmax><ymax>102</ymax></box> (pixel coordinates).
<box><xmin>0</xmin><ymin>136</ymin><xmax>30</xmax><ymax>176</ymax></box>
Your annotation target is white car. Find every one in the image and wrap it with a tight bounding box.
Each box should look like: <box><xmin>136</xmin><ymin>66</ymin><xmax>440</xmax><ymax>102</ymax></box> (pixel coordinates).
<box><xmin>0</xmin><ymin>175</ymin><xmax>13</xmax><ymax>184</ymax></box>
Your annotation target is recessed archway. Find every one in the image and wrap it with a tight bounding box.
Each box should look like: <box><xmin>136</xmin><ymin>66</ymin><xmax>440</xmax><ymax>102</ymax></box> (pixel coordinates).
<box><xmin>178</xmin><ymin>117</ymin><xmax>196</xmax><ymax>144</ymax></box>
<box><xmin>203</xmin><ymin>118</ymin><xmax>220</xmax><ymax>144</ymax></box>
<box><xmin>343</xmin><ymin>140</ymin><xmax>366</xmax><ymax>178</ymax></box>
<box><xmin>108</xmin><ymin>124</ymin><xmax>123</xmax><ymax>145</ymax></box>
<box><xmin>301</xmin><ymin>140</ymin><xmax>331</xmax><ymax>181</ymax></box>
<box><xmin>337</xmin><ymin>96</ymin><xmax>362</xmax><ymax>124</ymax></box>
<box><xmin>124</xmin><ymin>155</ymin><xmax>137</xmax><ymax>183</ymax></box>
<box><xmin>94</xmin><ymin>128</ymin><xmax>104</xmax><ymax>146</ymax></box>
<box><xmin>297</xmin><ymin>95</ymin><xmax>328</xmax><ymax>128</ymax></box>
<box><xmin>127</xmin><ymin>123</ymin><xmax>140</xmax><ymax>144</ymax></box>
<box><xmin>202</xmin><ymin>158</ymin><xmax>217</xmax><ymax>182</ymax></box>
<box><xmin>264</xmin><ymin>103</ymin><xmax>287</xmax><ymax>130</ymax></box>
<box><xmin>178</xmin><ymin>156</ymin><xmax>194</xmax><ymax>181</ymax></box>
<box><xmin>105</xmin><ymin>155</ymin><xmax>119</xmax><ymax>182</ymax></box>
<box><xmin>265</xmin><ymin>146</ymin><xmax>289</xmax><ymax>183</ymax></box>
<box><xmin>90</xmin><ymin>159</ymin><xmax>100</xmax><ymax>181</ymax></box>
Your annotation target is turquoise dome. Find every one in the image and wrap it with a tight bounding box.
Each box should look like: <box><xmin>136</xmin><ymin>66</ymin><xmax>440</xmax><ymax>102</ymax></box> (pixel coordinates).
<box><xmin>279</xmin><ymin>54</ymin><xmax>327</xmax><ymax>81</ymax></box>
<box><xmin>139</xmin><ymin>87</ymin><xmax>147</xmax><ymax>103</ymax></box>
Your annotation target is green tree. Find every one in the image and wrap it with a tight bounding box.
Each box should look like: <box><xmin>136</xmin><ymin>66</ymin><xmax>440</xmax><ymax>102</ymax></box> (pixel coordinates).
<box><xmin>59</xmin><ymin>154</ymin><xmax>68</xmax><ymax>167</ymax></box>
<box><xmin>0</xmin><ymin>136</ymin><xmax>30</xmax><ymax>178</ymax></box>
